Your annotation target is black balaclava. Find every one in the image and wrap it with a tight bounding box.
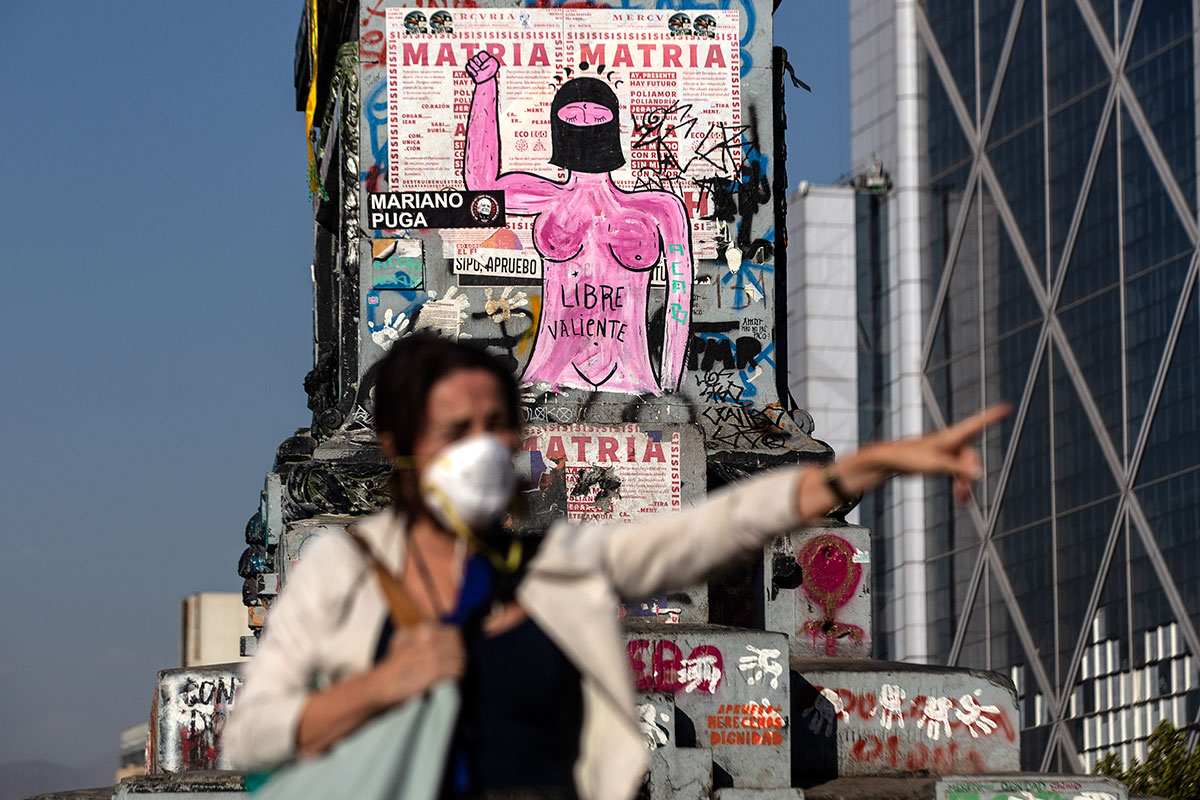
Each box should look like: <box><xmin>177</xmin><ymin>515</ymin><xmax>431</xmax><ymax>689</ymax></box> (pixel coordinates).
<box><xmin>549</xmin><ymin>78</ymin><xmax>625</xmax><ymax>174</ymax></box>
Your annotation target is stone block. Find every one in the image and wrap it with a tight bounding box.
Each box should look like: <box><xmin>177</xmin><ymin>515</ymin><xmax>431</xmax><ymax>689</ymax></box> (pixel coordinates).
<box><xmin>626</xmin><ymin>623</ymin><xmax>791</xmax><ymax>789</ymax></box>
<box><xmin>765</xmin><ymin>525</ymin><xmax>872</xmax><ymax>659</ymax></box>
<box><xmin>791</xmin><ymin>659</ymin><xmax>1019</xmax><ymax>783</ymax></box>
<box><xmin>238</xmin><ymin>636</ymin><xmax>257</xmax><ymax>658</ymax></box>
<box><xmin>246</xmin><ymin>605</ymin><xmax>269</xmax><ymax>630</ymax></box>
<box><xmin>252</xmin><ymin>573</ymin><xmax>279</xmax><ymax>596</ymax></box>
<box><xmin>263</xmin><ymin>473</ymin><xmax>283</xmax><ymax>547</ymax></box>
<box><xmin>151</xmin><ymin>666</ymin><xmax>244</xmax><ymax>774</ymax></box>
<box><xmin>645</xmin><ymin>748</ymin><xmax>712</xmax><ymax>800</ymax></box>
<box><xmin>276</xmin><ymin>516</ymin><xmax>353</xmax><ymax>588</ymax></box>
<box><xmin>936</xmin><ymin>774</ymin><xmax>1128</xmax><ymax>800</ymax></box>
<box><xmin>714</xmin><ymin>790</ymin><xmax>806</xmax><ymax>799</ymax></box>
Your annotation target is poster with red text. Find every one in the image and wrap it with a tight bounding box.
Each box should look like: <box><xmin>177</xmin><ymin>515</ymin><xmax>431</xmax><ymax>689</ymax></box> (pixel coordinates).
<box><xmin>521</xmin><ymin>423</ymin><xmax>682</xmax><ymax>523</ymax></box>
<box><xmin>385</xmin><ymin>7</ymin><xmax>742</xmax><ymax>259</ymax></box>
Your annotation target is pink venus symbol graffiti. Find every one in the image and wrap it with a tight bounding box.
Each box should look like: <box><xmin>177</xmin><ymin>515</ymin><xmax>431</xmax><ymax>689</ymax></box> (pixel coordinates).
<box><xmin>798</xmin><ymin>534</ymin><xmax>866</xmax><ymax>656</ymax></box>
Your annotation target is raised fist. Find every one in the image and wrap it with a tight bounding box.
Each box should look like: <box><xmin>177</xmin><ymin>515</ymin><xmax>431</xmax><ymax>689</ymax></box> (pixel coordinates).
<box><xmin>466</xmin><ymin>51</ymin><xmax>500</xmax><ymax>84</ymax></box>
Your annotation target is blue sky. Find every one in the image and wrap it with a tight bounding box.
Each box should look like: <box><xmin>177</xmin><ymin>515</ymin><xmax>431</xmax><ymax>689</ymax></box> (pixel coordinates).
<box><xmin>0</xmin><ymin>0</ymin><xmax>847</xmax><ymax>777</ymax></box>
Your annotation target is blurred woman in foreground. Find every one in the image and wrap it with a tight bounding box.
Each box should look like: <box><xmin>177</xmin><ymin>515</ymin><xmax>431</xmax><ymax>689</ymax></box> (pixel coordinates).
<box><xmin>226</xmin><ymin>332</ymin><xmax>1007</xmax><ymax>800</ymax></box>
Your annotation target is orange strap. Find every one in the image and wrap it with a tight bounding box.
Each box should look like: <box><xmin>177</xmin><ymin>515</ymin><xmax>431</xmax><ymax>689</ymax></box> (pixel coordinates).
<box><xmin>346</xmin><ymin>527</ymin><xmax>424</xmax><ymax>629</ymax></box>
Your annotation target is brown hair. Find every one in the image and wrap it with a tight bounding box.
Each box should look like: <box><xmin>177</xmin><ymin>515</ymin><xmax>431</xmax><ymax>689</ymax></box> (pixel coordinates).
<box><xmin>373</xmin><ymin>331</ymin><xmax>522</xmax><ymax>512</ymax></box>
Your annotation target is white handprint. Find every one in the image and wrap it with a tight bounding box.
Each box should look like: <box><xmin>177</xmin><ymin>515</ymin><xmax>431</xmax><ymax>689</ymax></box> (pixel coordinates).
<box><xmin>737</xmin><ymin>646</ymin><xmax>783</xmax><ymax>689</ymax></box>
<box><xmin>636</xmin><ymin>703</ymin><xmax>670</xmax><ymax>750</ymax></box>
<box><xmin>368</xmin><ymin>308</ymin><xmax>410</xmax><ymax>350</ymax></box>
<box><xmin>916</xmin><ymin>696</ymin><xmax>954</xmax><ymax>741</ymax></box>
<box><xmin>802</xmin><ymin>687</ymin><xmax>845</xmax><ymax>737</ymax></box>
<box><xmin>878</xmin><ymin>683</ymin><xmax>906</xmax><ymax>731</ymax></box>
<box><xmin>954</xmin><ymin>690</ymin><xmax>999</xmax><ymax>738</ymax></box>
<box><xmin>484</xmin><ymin>286</ymin><xmax>529</xmax><ymax>322</ymax></box>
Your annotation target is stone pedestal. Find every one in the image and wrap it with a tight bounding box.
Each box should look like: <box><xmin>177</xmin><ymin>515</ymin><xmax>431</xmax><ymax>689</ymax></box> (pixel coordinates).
<box><xmin>150</xmin><ymin>666</ymin><xmax>243</xmax><ymax>775</ymax></box>
<box><xmin>790</xmin><ymin>659</ymin><xmax>1020</xmax><ymax>785</ymax></box>
<box><xmin>765</xmin><ymin>523</ymin><xmax>872</xmax><ymax>659</ymax></box>
<box><xmin>629</xmin><ymin>623</ymin><xmax>791</xmax><ymax>790</ymax></box>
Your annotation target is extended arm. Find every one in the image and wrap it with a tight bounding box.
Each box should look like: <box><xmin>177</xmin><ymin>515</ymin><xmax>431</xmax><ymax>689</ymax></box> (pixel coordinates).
<box><xmin>593</xmin><ymin>405</ymin><xmax>1008</xmax><ymax>601</ymax></box>
<box><xmin>464</xmin><ymin>52</ymin><xmax>560</xmax><ymax>213</ymax></box>
<box><xmin>658</xmin><ymin>194</ymin><xmax>693</xmax><ymax>392</ymax></box>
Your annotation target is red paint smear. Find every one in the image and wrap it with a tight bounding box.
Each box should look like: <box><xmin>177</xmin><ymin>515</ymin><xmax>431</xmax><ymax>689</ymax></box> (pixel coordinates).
<box><xmin>365</xmin><ymin>164</ymin><xmax>384</xmax><ymax>194</ymax></box>
<box><xmin>178</xmin><ymin>723</ymin><xmax>218</xmax><ymax>771</ymax></box>
<box><xmin>850</xmin><ymin>734</ymin><xmax>990</xmax><ymax>774</ymax></box>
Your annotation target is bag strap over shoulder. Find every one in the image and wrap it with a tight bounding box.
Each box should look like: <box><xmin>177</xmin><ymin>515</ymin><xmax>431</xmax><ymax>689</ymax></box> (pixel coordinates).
<box><xmin>345</xmin><ymin>525</ymin><xmax>424</xmax><ymax>629</ymax></box>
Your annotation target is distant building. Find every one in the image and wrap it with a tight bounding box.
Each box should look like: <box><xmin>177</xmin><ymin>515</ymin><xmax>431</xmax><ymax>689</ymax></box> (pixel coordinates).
<box><xmin>116</xmin><ymin>722</ymin><xmax>147</xmax><ymax>782</ymax></box>
<box><xmin>786</xmin><ymin>182</ymin><xmax>859</xmax><ymax>522</ymax></box>
<box><xmin>180</xmin><ymin>593</ymin><xmax>248</xmax><ymax>668</ymax></box>
<box><xmin>848</xmin><ymin>0</ymin><xmax>1200</xmax><ymax>772</ymax></box>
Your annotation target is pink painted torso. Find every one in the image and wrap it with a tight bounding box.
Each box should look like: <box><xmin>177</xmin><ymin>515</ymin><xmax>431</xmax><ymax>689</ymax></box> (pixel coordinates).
<box><xmin>524</xmin><ymin>180</ymin><xmax>671</xmax><ymax>393</ymax></box>
<box><xmin>463</xmin><ymin>70</ymin><xmax>691</xmax><ymax>394</ymax></box>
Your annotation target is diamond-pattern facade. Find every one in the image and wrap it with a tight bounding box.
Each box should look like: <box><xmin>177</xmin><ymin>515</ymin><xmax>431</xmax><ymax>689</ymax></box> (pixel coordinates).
<box><xmin>914</xmin><ymin>0</ymin><xmax>1200</xmax><ymax>772</ymax></box>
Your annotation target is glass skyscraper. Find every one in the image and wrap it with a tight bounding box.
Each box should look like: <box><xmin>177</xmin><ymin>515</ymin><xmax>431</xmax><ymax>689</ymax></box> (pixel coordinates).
<box><xmin>850</xmin><ymin>0</ymin><xmax>1200</xmax><ymax>772</ymax></box>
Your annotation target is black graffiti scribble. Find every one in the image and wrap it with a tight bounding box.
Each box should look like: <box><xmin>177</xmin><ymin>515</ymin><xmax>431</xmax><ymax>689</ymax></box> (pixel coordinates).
<box><xmin>694</xmin><ymin>369</ymin><xmax>744</xmax><ymax>404</ymax></box>
<box><xmin>630</xmin><ymin>102</ymin><xmax>753</xmax><ymax>187</ymax></box>
<box><xmin>695</xmin><ymin>158</ymin><xmax>772</xmax><ymax>251</ymax></box>
<box><xmin>629</xmin><ymin>102</ymin><xmax>773</xmax><ymax>256</ymax></box>
<box><xmin>687</xmin><ymin>329</ymin><xmax>763</xmax><ymax>373</ymax></box>
<box><xmin>694</xmin><ymin>159</ymin><xmax>771</xmax><ymax>222</ymax></box>
<box><xmin>688</xmin><ymin>122</ymin><xmax>753</xmax><ymax>177</ymax></box>
<box><xmin>702</xmin><ymin>403</ymin><xmax>791</xmax><ymax>450</ymax></box>
<box><xmin>631</xmin><ymin>101</ymin><xmax>701</xmax><ymax>174</ymax></box>
<box><xmin>571</xmin><ymin>465</ymin><xmax>622</xmax><ymax>513</ymax></box>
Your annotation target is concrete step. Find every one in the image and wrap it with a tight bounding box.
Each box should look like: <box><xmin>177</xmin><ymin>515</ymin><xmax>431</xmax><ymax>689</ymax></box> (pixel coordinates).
<box><xmin>645</xmin><ymin>747</ymin><xmax>713</xmax><ymax>800</ymax></box>
<box><xmin>112</xmin><ymin>772</ymin><xmax>245</xmax><ymax>799</ymax></box>
<box><xmin>800</xmin><ymin>774</ymin><xmax>1129</xmax><ymax>800</ymax></box>
<box><xmin>21</xmin><ymin>789</ymin><xmax>112</xmax><ymax>800</ymax></box>
<box><xmin>26</xmin><ymin>773</ymin><xmax>1130</xmax><ymax>800</ymax></box>
<box><xmin>764</xmin><ymin>523</ymin><xmax>872</xmax><ymax>659</ymax></box>
<box><xmin>790</xmin><ymin>658</ymin><xmax>1019</xmax><ymax>783</ymax></box>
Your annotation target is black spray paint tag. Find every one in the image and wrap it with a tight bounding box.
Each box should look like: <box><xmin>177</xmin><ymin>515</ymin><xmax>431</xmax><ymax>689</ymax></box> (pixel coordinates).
<box><xmin>367</xmin><ymin>190</ymin><xmax>506</xmax><ymax>229</ymax></box>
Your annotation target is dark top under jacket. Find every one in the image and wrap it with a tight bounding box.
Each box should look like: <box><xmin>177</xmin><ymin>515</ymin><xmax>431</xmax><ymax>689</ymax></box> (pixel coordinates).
<box><xmin>373</xmin><ymin>553</ymin><xmax>583</xmax><ymax>799</ymax></box>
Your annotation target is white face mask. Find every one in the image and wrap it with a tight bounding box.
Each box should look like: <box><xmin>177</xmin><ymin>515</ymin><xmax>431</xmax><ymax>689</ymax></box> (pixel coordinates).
<box><xmin>418</xmin><ymin>433</ymin><xmax>517</xmax><ymax>535</ymax></box>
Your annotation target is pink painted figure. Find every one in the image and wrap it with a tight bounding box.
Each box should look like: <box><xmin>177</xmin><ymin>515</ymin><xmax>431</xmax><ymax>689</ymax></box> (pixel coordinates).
<box><xmin>464</xmin><ymin>51</ymin><xmax>693</xmax><ymax>394</ymax></box>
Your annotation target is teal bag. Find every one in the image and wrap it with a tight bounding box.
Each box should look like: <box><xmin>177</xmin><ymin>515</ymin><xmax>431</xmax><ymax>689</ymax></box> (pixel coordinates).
<box><xmin>250</xmin><ymin>681</ymin><xmax>460</xmax><ymax>800</ymax></box>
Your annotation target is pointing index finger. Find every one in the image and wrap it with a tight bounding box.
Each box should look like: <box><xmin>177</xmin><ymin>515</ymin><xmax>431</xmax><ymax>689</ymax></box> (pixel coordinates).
<box><xmin>946</xmin><ymin>403</ymin><xmax>1011</xmax><ymax>445</ymax></box>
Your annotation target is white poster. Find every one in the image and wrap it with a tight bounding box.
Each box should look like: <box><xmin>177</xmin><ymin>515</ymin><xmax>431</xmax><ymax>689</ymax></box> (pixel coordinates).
<box><xmin>521</xmin><ymin>423</ymin><xmax>682</xmax><ymax>522</ymax></box>
<box><xmin>386</xmin><ymin>7</ymin><xmax>742</xmax><ymax>258</ymax></box>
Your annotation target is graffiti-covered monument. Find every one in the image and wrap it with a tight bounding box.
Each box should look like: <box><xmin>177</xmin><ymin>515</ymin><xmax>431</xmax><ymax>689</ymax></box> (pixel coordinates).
<box><xmin>277</xmin><ymin>0</ymin><xmax>827</xmax><ymax>630</ymax></box>
<box><xmin>251</xmin><ymin>1</ymin><xmax>843</xmax><ymax>790</ymax></box>
<box><xmin>130</xmin><ymin>2</ymin><xmax>1080</xmax><ymax>799</ymax></box>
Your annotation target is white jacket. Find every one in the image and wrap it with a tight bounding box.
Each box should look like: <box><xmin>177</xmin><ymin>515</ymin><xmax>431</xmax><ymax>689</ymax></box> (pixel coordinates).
<box><xmin>225</xmin><ymin>466</ymin><xmax>804</xmax><ymax>800</ymax></box>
